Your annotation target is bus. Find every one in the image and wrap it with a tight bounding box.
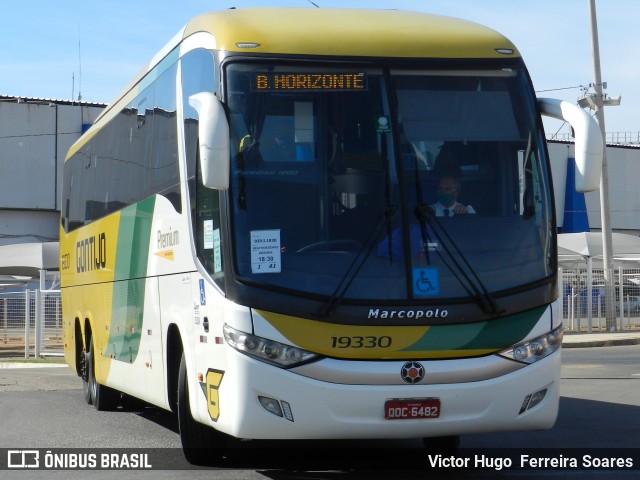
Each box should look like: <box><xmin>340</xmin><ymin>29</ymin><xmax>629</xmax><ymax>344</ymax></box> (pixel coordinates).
<box><xmin>61</xmin><ymin>8</ymin><xmax>603</xmax><ymax>462</ymax></box>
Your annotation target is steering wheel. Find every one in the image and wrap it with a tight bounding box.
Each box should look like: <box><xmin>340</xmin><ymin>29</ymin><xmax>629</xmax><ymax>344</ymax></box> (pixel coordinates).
<box><xmin>297</xmin><ymin>239</ymin><xmax>362</xmax><ymax>253</ymax></box>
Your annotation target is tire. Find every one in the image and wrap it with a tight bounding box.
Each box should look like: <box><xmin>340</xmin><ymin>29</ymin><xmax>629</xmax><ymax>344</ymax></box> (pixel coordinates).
<box><xmin>81</xmin><ymin>343</ymin><xmax>92</xmax><ymax>405</ymax></box>
<box><xmin>86</xmin><ymin>332</ymin><xmax>120</xmax><ymax>411</ymax></box>
<box><xmin>177</xmin><ymin>353</ymin><xmax>226</xmax><ymax>465</ymax></box>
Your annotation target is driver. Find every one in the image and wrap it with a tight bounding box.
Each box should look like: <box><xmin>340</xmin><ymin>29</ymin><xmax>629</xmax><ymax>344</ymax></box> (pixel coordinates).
<box><xmin>430</xmin><ymin>175</ymin><xmax>475</xmax><ymax>217</ymax></box>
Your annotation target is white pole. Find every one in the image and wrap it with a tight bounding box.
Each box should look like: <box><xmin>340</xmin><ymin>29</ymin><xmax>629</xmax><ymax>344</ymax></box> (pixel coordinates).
<box><xmin>587</xmin><ymin>257</ymin><xmax>593</xmax><ymax>333</ymax></box>
<box><xmin>24</xmin><ymin>290</ymin><xmax>30</xmax><ymax>359</ymax></box>
<box><xmin>587</xmin><ymin>0</ymin><xmax>615</xmax><ymax>331</ymax></box>
<box><xmin>619</xmin><ymin>266</ymin><xmax>625</xmax><ymax>332</ymax></box>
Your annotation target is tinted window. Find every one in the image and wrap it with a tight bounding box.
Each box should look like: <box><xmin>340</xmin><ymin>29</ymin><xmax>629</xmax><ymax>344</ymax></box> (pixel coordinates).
<box><xmin>62</xmin><ymin>51</ymin><xmax>180</xmax><ymax>232</ymax></box>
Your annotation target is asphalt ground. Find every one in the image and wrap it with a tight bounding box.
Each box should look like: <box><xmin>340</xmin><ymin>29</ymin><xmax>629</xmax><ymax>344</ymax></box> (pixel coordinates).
<box><xmin>562</xmin><ymin>330</ymin><xmax>640</xmax><ymax>348</ymax></box>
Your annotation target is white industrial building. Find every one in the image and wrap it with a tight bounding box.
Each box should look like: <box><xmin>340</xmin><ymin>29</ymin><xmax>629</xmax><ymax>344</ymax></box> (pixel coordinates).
<box><xmin>0</xmin><ymin>96</ymin><xmax>104</xmax><ymax>302</ymax></box>
<box><xmin>549</xmin><ymin>141</ymin><xmax>640</xmax><ymax>235</ymax></box>
<box><xmin>0</xmin><ymin>96</ymin><xmax>105</xmax><ymax>248</ymax></box>
<box><xmin>0</xmin><ymin>96</ymin><xmax>638</xmax><ymax>353</ymax></box>
<box><xmin>0</xmin><ymin>97</ymin><xmax>104</xmax><ymax>356</ymax></box>
<box><xmin>0</xmin><ymin>96</ymin><xmax>638</xmax><ymax>261</ymax></box>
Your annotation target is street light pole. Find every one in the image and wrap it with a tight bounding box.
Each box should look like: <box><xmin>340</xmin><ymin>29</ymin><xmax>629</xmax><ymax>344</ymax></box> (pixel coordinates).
<box><xmin>587</xmin><ymin>0</ymin><xmax>616</xmax><ymax>330</ymax></box>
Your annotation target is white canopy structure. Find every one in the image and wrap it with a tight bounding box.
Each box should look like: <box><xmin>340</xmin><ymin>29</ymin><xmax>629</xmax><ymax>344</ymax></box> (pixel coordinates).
<box><xmin>0</xmin><ymin>242</ymin><xmax>59</xmax><ymax>287</ymax></box>
<box><xmin>558</xmin><ymin>232</ymin><xmax>640</xmax><ymax>264</ymax></box>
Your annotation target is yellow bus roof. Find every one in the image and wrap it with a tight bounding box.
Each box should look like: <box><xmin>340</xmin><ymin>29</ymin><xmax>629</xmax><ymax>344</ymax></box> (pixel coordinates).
<box><xmin>68</xmin><ymin>8</ymin><xmax>520</xmax><ymax>160</ymax></box>
<box><xmin>184</xmin><ymin>8</ymin><xmax>520</xmax><ymax>59</ymax></box>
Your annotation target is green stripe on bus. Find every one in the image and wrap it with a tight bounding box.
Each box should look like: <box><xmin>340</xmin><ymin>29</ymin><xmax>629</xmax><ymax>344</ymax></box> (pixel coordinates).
<box><xmin>115</xmin><ymin>196</ymin><xmax>156</xmax><ymax>280</ymax></box>
<box><xmin>108</xmin><ymin>196</ymin><xmax>156</xmax><ymax>363</ymax></box>
<box><xmin>402</xmin><ymin>306</ymin><xmax>546</xmax><ymax>352</ymax></box>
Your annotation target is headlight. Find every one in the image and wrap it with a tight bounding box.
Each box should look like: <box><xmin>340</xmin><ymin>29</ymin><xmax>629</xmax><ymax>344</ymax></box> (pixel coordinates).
<box><xmin>498</xmin><ymin>325</ymin><xmax>563</xmax><ymax>364</ymax></box>
<box><xmin>223</xmin><ymin>324</ymin><xmax>320</xmax><ymax>368</ymax></box>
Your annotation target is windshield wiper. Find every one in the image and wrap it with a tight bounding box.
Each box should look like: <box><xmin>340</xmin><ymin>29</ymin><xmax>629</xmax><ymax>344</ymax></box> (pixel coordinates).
<box><xmin>235</xmin><ymin>137</ymin><xmax>260</xmax><ymax>210</ymax></box>
<box><xmin>421</xmin><ymin>208</ymin><xmax>503</xmax><ymax>316</ymax></box>
<box><xmin>316</xmin><ymin>133</ymin><xmax>397</xmax><ymax>318</ymax></box>
<box><xmin>414</xmin><ymin>202</ymin><xmax>433</xmax><ymax>263</ymax></box>
<box><xmin>407</xmin><ymin>146</ymin><xmax>500</xmax><ymax>315</ymax></box>
<box><xmin>411</xmin><ymin>152</ymin><xmax>432</xmax><ymax>264</ymax></box>
<box><xmin>314</xmin><ymin>204</ymin><xmax>396</xmax><ymax>318</ymax></box>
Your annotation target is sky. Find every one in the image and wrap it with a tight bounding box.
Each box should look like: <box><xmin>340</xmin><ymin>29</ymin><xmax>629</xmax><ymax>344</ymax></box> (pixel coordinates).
<box><xmin>2</xmin><ymin>0</ymin><xmax>636</xmax><ymax>136</ymax></box>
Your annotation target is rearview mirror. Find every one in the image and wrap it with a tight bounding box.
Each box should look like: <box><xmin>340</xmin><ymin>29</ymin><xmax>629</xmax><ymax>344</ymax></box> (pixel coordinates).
<box><xmin>538</xmin><ymin>98</ymin><xmax>603</xmax><ymax>192</ymax></box>
<box><xmin>188</xmin><ymin>92</ymin><xmax>230</xmax><ymax>190</ymax></box>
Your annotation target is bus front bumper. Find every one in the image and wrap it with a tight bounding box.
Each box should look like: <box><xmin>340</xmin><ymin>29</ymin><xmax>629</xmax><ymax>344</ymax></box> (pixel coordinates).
<box><xmin>201</xmin><ymin>349</ymin><xmax>560</xmax><ymax>441</ymax></box>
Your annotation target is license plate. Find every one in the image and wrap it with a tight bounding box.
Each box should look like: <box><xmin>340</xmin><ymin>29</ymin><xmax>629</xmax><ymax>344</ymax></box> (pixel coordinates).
<box><xmin>384</xmin><ymin>398</ymin><xmax>441</xmax><ymax>420</ymax></box>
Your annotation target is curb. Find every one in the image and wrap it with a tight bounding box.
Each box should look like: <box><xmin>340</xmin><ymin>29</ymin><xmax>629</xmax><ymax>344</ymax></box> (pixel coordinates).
<box><xmin>562</xmin><ymin>337</ymin><xmax>640</xmax><ymax>348</ymax></box>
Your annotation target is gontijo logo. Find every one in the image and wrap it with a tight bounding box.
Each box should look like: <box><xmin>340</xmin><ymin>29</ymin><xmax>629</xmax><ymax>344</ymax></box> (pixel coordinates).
<box><xmin>76</xmin><ymin>232</ymin><xmax>107</xmax><ymax>273</ymax></box>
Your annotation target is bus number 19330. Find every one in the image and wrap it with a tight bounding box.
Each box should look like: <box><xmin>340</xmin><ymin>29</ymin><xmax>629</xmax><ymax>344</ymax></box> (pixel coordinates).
<box><xmin>331</xmin><ymin>336</ymin><xmax>392</xmax><ymax>349</ymax></box>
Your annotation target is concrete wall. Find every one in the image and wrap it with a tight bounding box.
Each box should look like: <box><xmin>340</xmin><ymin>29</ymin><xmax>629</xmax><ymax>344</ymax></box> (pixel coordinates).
<box><xmin>0</xmin><ymin>99</ymin><xmax>105</xmax><ymax>246</ymax></box>
<box><xmin>0</xmin><ymin>102</ymin><xmax>638</xmax><ymax>248</ymax></box>
<box><xmin>548</xmin><ymin>141</ymin><xmax>640</xmax><ymax>233</ymax></box>
<box><xmin>584</xmin><ymin>146</ymin><xmax>640</xmax><ymax>232</ymax></box>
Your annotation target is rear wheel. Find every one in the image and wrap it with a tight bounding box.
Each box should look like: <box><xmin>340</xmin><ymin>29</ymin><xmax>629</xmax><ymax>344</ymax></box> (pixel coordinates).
<box><xmin>177</xmin><ymin>353</ymin><xmax>227</xmax><ymax>465</ymax></box>
<box><xmin>81</xmin><ymin>343</ymin><xmax>92</xmax><ymax>405</ymax></box>
<box><xmin>85</xmin><ymin>331</ymin><xmax>120</xmax><ymax>411</ymax></box>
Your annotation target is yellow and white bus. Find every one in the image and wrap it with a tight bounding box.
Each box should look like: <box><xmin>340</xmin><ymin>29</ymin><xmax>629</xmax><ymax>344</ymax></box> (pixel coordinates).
<box><xmin>61</xmin><ymin>8</ymin><xmax>602</xmax><ymax>462</ymax></box>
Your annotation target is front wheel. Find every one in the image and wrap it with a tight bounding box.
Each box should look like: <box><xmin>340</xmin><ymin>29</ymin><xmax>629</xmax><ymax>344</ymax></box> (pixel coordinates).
<box><xmin>177</xmin><ymin>353</ymin><xmax>227</xmax><ymax>465</ymax></box>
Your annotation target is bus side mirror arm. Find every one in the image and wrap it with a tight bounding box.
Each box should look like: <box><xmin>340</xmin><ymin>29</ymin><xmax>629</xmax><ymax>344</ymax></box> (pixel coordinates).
<box><xmin>189</xmin><ymin>92</ymin><xmax>230</xmax><ymax>190</ymax></box>
<box><xmin>538</xmin><ymin>97</ymin><xmax>603</xmax><ymax>192</ymax></box>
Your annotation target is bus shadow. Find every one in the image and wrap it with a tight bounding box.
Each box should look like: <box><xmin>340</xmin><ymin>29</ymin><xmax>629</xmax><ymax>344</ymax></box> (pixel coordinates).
<box><xmin>119</xmin><ymin>395</ymin><xmax>180</xmax><ymax>434</ymax></box>
<box><xmin>460</xmin><ymin>395</ymin><xmax>640</xmax><ymax>448</ymax></box>
<box><xmin>125</xmin><ymin>395</ymin><xmax>640</xmax><ymax>477</ymax></box>
<box><xmin>219</xmin><ymin>440</ymin><xmax>460</xmax><ymax>479</ymax></box>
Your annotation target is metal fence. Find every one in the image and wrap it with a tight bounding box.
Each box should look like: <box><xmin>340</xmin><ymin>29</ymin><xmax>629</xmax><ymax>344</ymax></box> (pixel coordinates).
<box><xmin>560</xmin><ymin>266</ymin><xmax>640</xmax><ymax>332</ymax></box>
<box><xmin>2</xmin><ymin>268</ymin><xmax>635</xmax><ymax>358</ymax></box>
<box><xmin>548</xmin><ymin>131</ymin><xmax>640</xmax><ymax>145</ymax></box>
<box><xmin>0</xmin><ymin>289</ymin><xmax>62</xmax><ymax>359</ymax></box>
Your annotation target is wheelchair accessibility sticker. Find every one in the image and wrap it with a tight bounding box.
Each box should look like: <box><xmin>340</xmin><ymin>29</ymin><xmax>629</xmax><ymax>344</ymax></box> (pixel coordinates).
<box><xmin>413</xmin><ymin>268</ymin><xmax>440</xmax><ymax>296</ymax></box>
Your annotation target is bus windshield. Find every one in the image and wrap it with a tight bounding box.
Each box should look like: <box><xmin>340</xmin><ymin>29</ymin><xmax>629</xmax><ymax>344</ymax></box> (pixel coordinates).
<box><xmin>224</xmin><ymin>62</ymin><xmax>554</xmax><ymax>304</ymax></box>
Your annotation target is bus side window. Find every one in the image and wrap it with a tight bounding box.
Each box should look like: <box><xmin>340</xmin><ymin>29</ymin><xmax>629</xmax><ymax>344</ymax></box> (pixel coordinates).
<box><xmin>181</xmin><ymin>49</ymin><xmax>224</xmax><ymax>287</ymax></box>
<box><xmin>150</xmin><ymin>61</ymin><xmax>180</xmax><ymax>212</ymax></box>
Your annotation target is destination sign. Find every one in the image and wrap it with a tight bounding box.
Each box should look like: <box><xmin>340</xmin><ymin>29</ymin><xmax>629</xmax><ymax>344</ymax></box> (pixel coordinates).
<box><xmin>252</xmin><ymin>72</ymin><xmax>367</xmax><ymax>92</ymax></box>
